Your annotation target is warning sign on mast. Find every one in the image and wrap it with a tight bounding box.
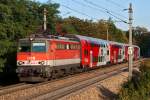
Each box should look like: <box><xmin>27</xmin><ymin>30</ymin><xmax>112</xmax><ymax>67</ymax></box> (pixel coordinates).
<box><xmin>128</xmin><ymin>47</ymin><xmax>133</xmax><ymax>54</ymax></box>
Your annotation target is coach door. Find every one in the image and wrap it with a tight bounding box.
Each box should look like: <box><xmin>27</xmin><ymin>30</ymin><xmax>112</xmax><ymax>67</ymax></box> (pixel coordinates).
<box><xmin>114</xmin><ymin>49</ymin><xmax>117</xmax><ymax>64</ymax></box>
<box><xmin>106</xmin><ymin>44</ymin><xmax>110</xmax><ymax>64</ymax></box>
<box><xmin>83</xmin><ymin>40</ymin><xmax>89</xmax><ymax>67</ymax></box>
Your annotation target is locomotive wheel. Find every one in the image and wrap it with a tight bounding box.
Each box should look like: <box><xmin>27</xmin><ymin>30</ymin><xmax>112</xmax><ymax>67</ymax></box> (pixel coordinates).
<box><xmin>51</xmin><ymin>70</ymin><xmax>59</xmax><ymax>79</ymax></box>
<box><xmin>70</xmin><ymin>67</ymin><xmax>75</xmax><ymax>75</ymax></box>
<box><xmin>77</xmin><ymin>67</ymin><xmax>83</xmax><ymax>73</ymax></box>
<box><xmin>60</xmin><ymin>69</ymin><xmax>66</xmax><ymax>77</ymax></box>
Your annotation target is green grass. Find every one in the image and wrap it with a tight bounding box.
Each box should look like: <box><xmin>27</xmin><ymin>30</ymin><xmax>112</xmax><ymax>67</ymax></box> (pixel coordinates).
<box><xmin>118</xmin><ymin>59</ymin><xmax>150</xmax><ymax>100</ymax></box>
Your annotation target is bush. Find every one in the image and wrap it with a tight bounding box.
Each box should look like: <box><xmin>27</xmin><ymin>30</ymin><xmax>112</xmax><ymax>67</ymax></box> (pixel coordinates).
<box><xmin>118</xmin><ymin>59</ymin><xmax>150</xmax><ymax>100</ymax></box>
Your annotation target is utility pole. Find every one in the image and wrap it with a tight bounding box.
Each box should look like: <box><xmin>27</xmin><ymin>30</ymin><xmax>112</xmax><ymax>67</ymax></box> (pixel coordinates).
<box><xmin>128</xmin><ymin>3</ymin><xmax>133</xmax><ymax>80</ymax></box>
<box><xmin>107</xmin><ymin>27</ymin><xmax>109</xmax><ymax>41</ymax></box>
<box><xmin>43</xmin><ymin>8</ymin><xmax>47</xmax><ymax>31</ymax></box>
<box><xmin>104</xmin><ymin>20</ymin><xmax>109</xmax><ymax>41</ymax></box>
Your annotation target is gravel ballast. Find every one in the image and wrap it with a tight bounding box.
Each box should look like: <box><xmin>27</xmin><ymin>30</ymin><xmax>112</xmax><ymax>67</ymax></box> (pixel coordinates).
<box><xmin>59</xmin><ymin>71</ymin><xmax>128</xmax><ymax>100</ymax></box>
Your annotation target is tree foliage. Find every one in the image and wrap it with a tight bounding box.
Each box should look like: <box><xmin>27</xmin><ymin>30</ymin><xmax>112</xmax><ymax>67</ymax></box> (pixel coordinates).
<box><xmin>126</xmin><ymin>26</ymin><xmax>150</xmax><ymax>57</ymax></box>
<box><xmin>118</xmin><ymin>59</ymin><xmax>150</xmax><ymax>100</ymax></box>
<box><xmin>0</xmin><ymin>0</ymin><xmax>59</xmax><ymax>72</ymax></box>
<box><xmin>56</xmin><ymin>16</ymin><xmax>128</xmax><ymax>43</ymax></box>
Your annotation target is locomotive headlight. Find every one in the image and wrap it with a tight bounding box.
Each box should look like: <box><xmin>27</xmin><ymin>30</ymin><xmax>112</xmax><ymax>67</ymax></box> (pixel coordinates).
<box><xmin>36</xmin><ymin>68</ymin><xmax>42</xmax><ymax>73</ymax></box>
<box><xmin>38</xmin><ymin>61</ymin><xmax>45</xmax><ymax>65</ymax></box>
<box><xmin>16</xmin><ymin>67</ymin><xmax>24</xmax><ymax>73</ymax></box>
<box><xmin>29</xmin><ymin>37</ymin><xmax>33</xmax><ymax>41</ymax></box>
<box><xmin>18</xmin><ymin>61</ymin><xmax>24</xmax><ymax>65</ymax></box>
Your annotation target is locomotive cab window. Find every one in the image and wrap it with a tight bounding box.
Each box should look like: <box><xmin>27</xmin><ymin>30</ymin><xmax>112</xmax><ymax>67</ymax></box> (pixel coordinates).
<box><xmin>32</xmin><ymin>42</ymin><xmax>46</xmax><ymax>52</ymax></box>
<box><xmin>18</xmin><ymin>41</ymin><xmax>31</xmax><ymax>52</ymax></box>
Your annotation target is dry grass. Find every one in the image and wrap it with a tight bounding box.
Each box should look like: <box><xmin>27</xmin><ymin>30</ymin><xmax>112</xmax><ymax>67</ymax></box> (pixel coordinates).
<box><xmin>143</xmin><ymin>59</ymin><xmax>150</xmax><ymax>67</ymax></box>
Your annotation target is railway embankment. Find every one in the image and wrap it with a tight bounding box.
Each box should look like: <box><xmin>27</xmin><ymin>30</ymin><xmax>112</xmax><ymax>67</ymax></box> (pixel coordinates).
<box><xmin>118</xmin><ymin>59</ymin><xmax>150</xmax><ymax>100</ymax></box>
<box><xmin>57</xmin><ymin>60</ymin><xmax>143</xmax><ymax>100</ymax></box>
<box><xmin>58</xmin><ymin>67</ymin><xmax>129</xmax><ymax>100</ymax></box>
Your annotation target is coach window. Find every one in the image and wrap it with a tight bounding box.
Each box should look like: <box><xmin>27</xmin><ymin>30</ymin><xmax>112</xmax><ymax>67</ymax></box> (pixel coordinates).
<box><xmin>98</xmin><ymin>56</ymin><xmax>101</xmax><ymax>62</ymax></box>
<box><xmin>84</xmin><ymin>50</ymin><xmax>87</xmax><ymax>56</ymax></box>
<box><xmin>100</xmin><ymin>56</ymin><xmax>102</xmax><ymax>62</ymax></box>
<box><xmin>123</xmin><ymin>50</ymin><xmax>124</xmax><ymax>55</ymax></box>
<box><xmin>101</xmin><ymin>49</ymin><xmax>103</xmax><ymax>55</ymax></box>
<box><xmin>120</xmin><ymin>49</ymin><xmax>122</xmax><ymax>55</ymax></box>
<box><xmin>84</xmin><ymin>50</ymin><xmax>86</xmax><ymax>55</ymax></box>
<box><xmin>107</xmin><ymin>50</ymin><xmax>109</xmax><ymax>55</ymax></box>
<box><xmin>103</xmin><ymin>44</ymin><xmax>105</xmax><ymax>48</ymax></box>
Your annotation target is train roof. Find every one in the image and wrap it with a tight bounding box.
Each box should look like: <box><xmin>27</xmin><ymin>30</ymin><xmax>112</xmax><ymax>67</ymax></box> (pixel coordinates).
<box><xmin>19</xmin><ymin>34</ymin><xmax>139</xmax><ymax>48</ymax></box>
<box><xmin>19</xmin><ymin>34</ymin><xmax>80</xmax><ymax>43</ymax></box>
<box><xmin>75</xmin><ymin>35</ymin><xmax>109</xmax><ymax>45</ymax></box>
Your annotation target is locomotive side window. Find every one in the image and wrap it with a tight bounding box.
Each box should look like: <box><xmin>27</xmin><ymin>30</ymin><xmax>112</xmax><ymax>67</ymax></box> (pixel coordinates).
<box><xmin>57</xmin><ymin>43</ymin><xmax>65</xmax><ymax>49</ymax></box>
<box><xmin>70</xmin><ymin>44</ymin><xmax>80</xmax><ymax>50</ymax></box>
<box><xmin>32</xmin><ymin>42</ymin><xmax>46</xmax><ymax>52</ymax></box>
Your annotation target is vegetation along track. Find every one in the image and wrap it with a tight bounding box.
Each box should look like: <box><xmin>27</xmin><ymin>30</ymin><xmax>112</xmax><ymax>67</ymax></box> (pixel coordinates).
<box><xmin>0</xmin><ymin>59</ymin><xmax>143</xmax><ymax>100</ymax></box>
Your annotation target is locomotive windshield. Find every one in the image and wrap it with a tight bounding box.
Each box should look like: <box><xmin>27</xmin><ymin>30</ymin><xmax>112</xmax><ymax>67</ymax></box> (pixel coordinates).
<box><xmin>18</xmin><ymin>41</ymin><xmax>31</xmax><ymax>52</ymax></box>
<box><xmin>18</xmin><ymin>40</ymin><xmax>47</xmax><ymax>52</ymax></box>
<box><xmin>32</xmin><ymin>42</ymin><xmax>46</xmax><ymax>52</ymax></box>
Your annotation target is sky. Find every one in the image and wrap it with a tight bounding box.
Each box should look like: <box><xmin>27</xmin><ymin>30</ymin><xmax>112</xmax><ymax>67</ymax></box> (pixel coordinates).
<box><xmin>37</xmin><ymin>0</ymin><xmax>150</xmax><ymax>31</ymax></box>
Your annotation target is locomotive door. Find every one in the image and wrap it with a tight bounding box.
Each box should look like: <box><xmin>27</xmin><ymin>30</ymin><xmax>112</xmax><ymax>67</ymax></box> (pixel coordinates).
<box><xmin>49</xmin><ymin>41</ymin><xmax>55</xmax><ymax>67</ymax></box>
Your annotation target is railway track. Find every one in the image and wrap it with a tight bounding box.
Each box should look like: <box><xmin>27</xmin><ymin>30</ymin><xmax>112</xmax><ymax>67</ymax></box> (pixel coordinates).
<box><xmin>0</xmin><ymin>83</ymin><xmax>25</xmax><ymax>90</ymax></box>
<box><xmin>0</xmin><ymin>83</ymin><xmax>32</xmax><ymax>96</ymax></box>
<box><xmin>30</xmin><ymin>60</ymin><xmax>142</xmax><ymax>100</ymax></box>
<box><xmin>31</xmin><ymin>67</ymin><xmax>128</xmax><ymax>100</ymax></box>
<box><xmin>0</xmin><ymin>59</ymin><xmax>143</xmax><ymax>100</ymax></box>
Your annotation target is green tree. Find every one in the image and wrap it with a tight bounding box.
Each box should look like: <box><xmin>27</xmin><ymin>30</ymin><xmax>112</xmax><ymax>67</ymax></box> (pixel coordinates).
<box><xmin>0</xmin><ymin>0</ymin><xmax>59</xmax><ymax>73</ymax></box>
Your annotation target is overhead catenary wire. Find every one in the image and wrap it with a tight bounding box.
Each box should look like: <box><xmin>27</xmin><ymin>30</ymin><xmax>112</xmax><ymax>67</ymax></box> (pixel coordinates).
<box><xmin>105</xmin><ymin>0</ymin><xmax>126</xmax><ymax>9</ymax></box>
<box><xmin>83</xmin><ymin>0</ymin><xmax>128</xmax><ymax>23</ymax></box>
<box><xmin>72</xmin><ymin>0</ymin><xmax>106</xmax><ymax>16</ymax></box>
<box><xmin>84</xmin><ymin>0</ymin><xmax>128</xmax><ymax>19</ymax></box>
<box><xmin>72</xmin><ymin>0</ymin><xmax>105</xmax><ymax>13</ymax></box>
<box><xmin>72</xmin><ymin>0</ymin><xmax>127</xmax><ymax>23</ymax></box>
<box><xmin>61</xmin><ymin>4</ymin><xmax>98</xmax><ymax>20</ymax></box>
